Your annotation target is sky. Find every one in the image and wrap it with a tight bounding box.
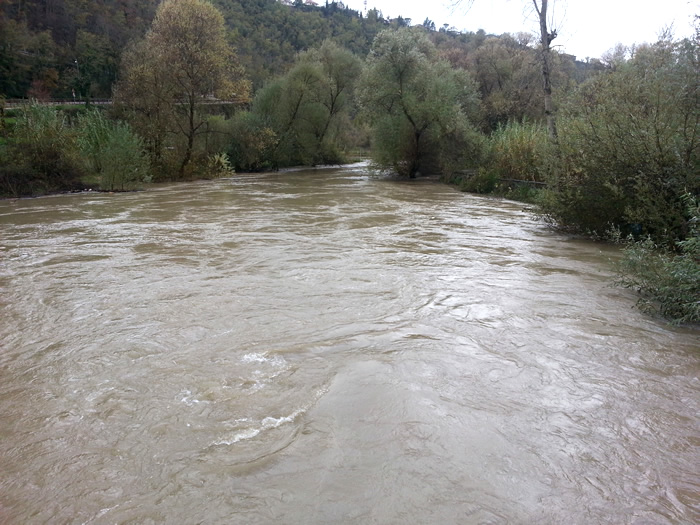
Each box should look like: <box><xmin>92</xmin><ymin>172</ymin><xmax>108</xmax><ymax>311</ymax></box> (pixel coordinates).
<box><xmin>341</xmin><ymin>0</ymin><xmax>698</xmax><ymax>59</ymax></box>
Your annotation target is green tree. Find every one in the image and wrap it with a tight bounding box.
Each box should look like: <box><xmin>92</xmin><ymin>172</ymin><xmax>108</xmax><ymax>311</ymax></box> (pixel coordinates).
<box><xmin>358</xmin><ymin>28</ymin><xmax>480</xmax><ymax>177</ymax></box>
<box><xmin>468</xmin><ymin>34</ymin><xmax>543</xmax><ymax>130</ymax></box>
<box><xmin>453</xmin><ymin>0</ymin><xmax>561</xmax><ymax>141</ymax></box>
<box><xmin>115</xmin><ymin>0</ymin><xmax>250</xmax><ymax>177</ymax></box>
<box><xmin>244</xmin><ymin>39</ymin><xmax>361</xmax><ymax>167</ymax></box>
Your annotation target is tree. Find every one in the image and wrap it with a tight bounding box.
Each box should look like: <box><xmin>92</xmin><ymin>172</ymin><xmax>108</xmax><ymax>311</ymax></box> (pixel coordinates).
<box><xmin>468</xmin><ymin>34</ymin><xmax>542</xmax><ymax>130</ymax></box>
<box><xmin>453</xmin><ymin>0</ymin><xmax>560</xmax><ymax>141</ymax></box>
<box><xmin>358</xmin><ymin>28</ymin><xmax>480</xmax><ymax>177</ymax></box>
<box><xmin>532</xmin><ymin>0</ymin><xmax>558</xmax><ymax>141</ymax></box>
<box><xmin>113</xmin><ymin>38</ymin><xmax>173</xmax><ymax>169</ymax></box>
<box><xmin>114</xmin><ymin>0</ymin><xmax>250</xmax><ymax>177</ymax></box>
<box><xmin>246</xmin><ymin>39</ymin><xmax>362</xmax><ymax>167</ymax></box>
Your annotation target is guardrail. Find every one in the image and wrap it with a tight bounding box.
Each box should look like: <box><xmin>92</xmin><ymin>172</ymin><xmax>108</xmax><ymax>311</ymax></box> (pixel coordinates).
<box><xmin>2</xmin><ymin>98</ymin><xmax>247</xmax><ymax>109</ymax></box>
<box><xmin>3</xmin><ymin>98</ymin><xmax>112</xmax><ymax>108</ymax></box>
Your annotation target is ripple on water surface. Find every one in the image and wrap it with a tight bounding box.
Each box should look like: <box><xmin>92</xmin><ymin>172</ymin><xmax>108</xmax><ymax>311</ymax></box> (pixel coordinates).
<box><xmin>0</xmin><ymin>166</ymin><xmax>698</xmax><ymax>524</ymax></box>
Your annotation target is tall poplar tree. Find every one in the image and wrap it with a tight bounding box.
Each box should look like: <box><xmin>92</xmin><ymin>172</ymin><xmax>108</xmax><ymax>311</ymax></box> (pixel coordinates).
<box><xmin>358</xmin><ymin>28</ymin><xmax>480</xmax><ymax>177</ymax></box>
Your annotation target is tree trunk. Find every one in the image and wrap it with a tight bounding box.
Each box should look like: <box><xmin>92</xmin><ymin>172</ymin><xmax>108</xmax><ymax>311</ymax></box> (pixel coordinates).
<box><xmin>179</xmin><ymin>95</ymin><xmax>196</xmax><ymax>178</ymax></box>
<box><xmin>534</xmin><ymin>0</ymin><xmax>559</xmax><ymax>143</ymax></box>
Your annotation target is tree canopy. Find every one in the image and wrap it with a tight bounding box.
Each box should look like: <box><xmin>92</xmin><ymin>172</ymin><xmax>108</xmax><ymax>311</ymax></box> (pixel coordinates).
<box><xmin>113</xmin><ymin>0</ymin><xmax>250</xmax><ymax>177</ymax></box>
<box><xmin>358</xmin><ymin>28</ymin><xmax>481</xmax><ymax>177</ymax></box>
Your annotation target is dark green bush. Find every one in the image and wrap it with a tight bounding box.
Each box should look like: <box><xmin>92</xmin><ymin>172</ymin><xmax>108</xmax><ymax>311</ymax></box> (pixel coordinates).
<box><xmin>614</xmin><ymin>196</ymin><xmax>700</xmax><ymax>324</ymax></box>
<box><xmin>459</xmin><ymin>168</ymin><xmax>499</xmax><ymax>194</ymax></box>
<box><xmin>1</xmin><ymin>103</ymin><xmax>86</xmax><ymax>197</ymax></box>
<box><xmin>227</xmin><ymin>111</ymin><xmax>278</xmax><ymax>172</ymax></box>
<box><xmin>541</xmin><ymin>37</ymin><xmax>699</xmax><ymax>244</ymax></box>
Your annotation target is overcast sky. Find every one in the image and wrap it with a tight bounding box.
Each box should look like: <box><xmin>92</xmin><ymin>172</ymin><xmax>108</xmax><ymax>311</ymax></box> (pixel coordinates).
<box><xmin>341</xmin><ymin>0</ymin><xmax>698</xmax><ymax>59</ymax></box>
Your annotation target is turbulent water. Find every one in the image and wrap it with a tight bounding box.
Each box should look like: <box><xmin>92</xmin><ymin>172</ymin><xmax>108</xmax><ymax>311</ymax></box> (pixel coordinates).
<box><xmin>1</xmin><ymin>164</ymin><xmax>698</xmax><ymax>524</ymax></box>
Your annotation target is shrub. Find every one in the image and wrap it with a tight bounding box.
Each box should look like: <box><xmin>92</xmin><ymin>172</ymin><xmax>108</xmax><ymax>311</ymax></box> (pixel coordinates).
<box><xmin>206</xmin><ymin>152</ymin><xmax>235</xmax><ymax>178</ymax></box>
<box><xmin>2</xmin><ymin>103</ymin><xmax>86</xmax><ymax>196</ymax></box>
<box><xmin>459</xmin><ymin>168</ymin><xmax>499</xmax><ymax>194</ymax></box>
<box><xmin>77</xmin><ymin>109</ymin><xmax>151</xmax><ymax>191</ymax></box>
<box><xmin>541</xmin><ymin>37</ymin><xmax>699</xmax><ymax>244</ymax></box>
<box><xmin>485</xmin><ymin>121</ymin><xmax>549</xmax><ymax>182</ymax></box>
<box><xmin>227</xmin><ymin>111</ymin><xmax>278</xmax><ymax>172</ymax></box>
<box><xmin>614</xmin><ymin>195</ymin><xmax>700</xmax><ymax>324</ymax></box>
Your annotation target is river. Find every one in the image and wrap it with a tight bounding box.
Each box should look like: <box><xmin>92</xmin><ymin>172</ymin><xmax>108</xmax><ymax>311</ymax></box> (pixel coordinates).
<box><xmin>1</xmin><ymin>164</ymin><xmax>698</xmax><ymax>524</ymax></box>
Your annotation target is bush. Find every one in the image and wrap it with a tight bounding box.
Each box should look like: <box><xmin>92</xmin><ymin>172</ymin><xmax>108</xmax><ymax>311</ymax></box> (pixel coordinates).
<box><xmin>205</xmin><ymin>152</ymin><xmax>235</xmax><ymax>179</ymax></box>
<box><xmin>1</xmin><ymin>103</ymin><xmax>86</xmax><ymax>197</ymax></box>
<box><xmin>614</xmin><ymin>195</ymin><xmax>700</xmax><ymax>324</ymax></box>
<box><xmin>485</xmin><ymin>121</ymin><xmax>549</xmax><ymax>182</ymax></box>
<box><xmin>227</xmin><ymin>111</ymin><xmax>278</xmax><ymax>172</ymax></box>
<box><xmin>77</xmin><ymin>109</ymin><xmax>151</xmax><ymax>191</ymax></box>
<box><xmin>541</xmin><ymin>37</ymin><xmax>699</xmax><ymax>244</ymax></box>
<box><xmin>459</xmin><ymin>168</ymin><xmax>499</xmax><ymax>194</ymax></box>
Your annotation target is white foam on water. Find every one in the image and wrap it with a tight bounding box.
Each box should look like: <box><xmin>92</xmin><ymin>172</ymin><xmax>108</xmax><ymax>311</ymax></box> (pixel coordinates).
<box><xmin>215</xmin><ymin>427</ymin><xmax>262</xmax><ymax>445</ymax></box>
<box><xmin>179</xmin><ymin>389</ymin><xmax>208</xmax><ymax>406</ymax></box>
<box><xmin>241</xmin><ymin>352</ymin><xmax>286</xmax><ymax>368</ymax></box>
<box><xmin>213</xmin><ymin>407</ymin><xmax>307</xmax><ymax>447</ymax></box>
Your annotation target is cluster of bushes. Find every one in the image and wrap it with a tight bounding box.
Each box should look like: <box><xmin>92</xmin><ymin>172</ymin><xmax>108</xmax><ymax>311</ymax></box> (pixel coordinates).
<box><xmin>453</xmin><ymin>120</ymin><xmax>547</xmax><ymax>201</ymax></box>
<box><xmin>469</xmin><ymin>36</ymin><xmax>698</xmax><ymax>323</ymax></box>
<box><xmin>613</xmin><ymin>195</ymin><xmax>699</xmax><ymax>325</ymax></box>
<box><xmin>0</xmin><ymin>104</ymin><xmax>151</xmax><ymax>197</ymax></box>
<box><xmin>543</xmin><ymin>39</ymin><xmax>697</xmax><ymax>244</ymax></box>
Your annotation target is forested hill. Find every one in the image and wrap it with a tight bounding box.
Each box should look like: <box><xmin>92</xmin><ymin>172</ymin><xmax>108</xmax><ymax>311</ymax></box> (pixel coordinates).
<box><xmin>0</xmin><ymin>0</ymin><xmax>594</xmax><ymax>100</ymax></box>
<box><xmin>0</xmin><ymin>0</ymin><xmax>385</xmax><ymax>98</ymax></box>
<box><xmin>0</xmin><ymin>0</ymin><xmax>159</xmax><ymax>98</ymax></box>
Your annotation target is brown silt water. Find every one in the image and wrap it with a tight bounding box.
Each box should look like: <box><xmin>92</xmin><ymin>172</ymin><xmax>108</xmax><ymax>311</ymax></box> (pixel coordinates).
<box><xmin>1</xmin><ymin>164</ymin><xmax>698</xmax><ymax>523</ymax></box>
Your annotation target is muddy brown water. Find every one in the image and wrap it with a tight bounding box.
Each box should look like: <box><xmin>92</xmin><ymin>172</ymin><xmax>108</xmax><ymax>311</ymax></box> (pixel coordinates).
<box><xmin>1</xmin><ymin>164</ymin><xmax>698</xmax><ymax>524</ymax></box>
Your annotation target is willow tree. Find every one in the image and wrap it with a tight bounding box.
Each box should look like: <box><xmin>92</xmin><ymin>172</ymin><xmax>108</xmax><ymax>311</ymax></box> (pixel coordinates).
<box><xmin>358</xmin><ymin>28</ymin><xmax>480</xmax><ymax>177</ymax></box>
<box><xmin>115</xmin><ymin>0</ymin><xmax>250</xmax><ymax>177</ymax></box>
<box><xmin>251</xmin><ymin>40</ymin><xmax>362</xmax><ymax>166</ymax></box>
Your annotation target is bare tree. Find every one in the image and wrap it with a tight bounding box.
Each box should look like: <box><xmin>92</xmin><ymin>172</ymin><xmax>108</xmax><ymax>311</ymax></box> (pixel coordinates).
<box><xmin>532</xmin><ymin>0</ymin><xmax>558</xmax><ymax>142</ymax></box>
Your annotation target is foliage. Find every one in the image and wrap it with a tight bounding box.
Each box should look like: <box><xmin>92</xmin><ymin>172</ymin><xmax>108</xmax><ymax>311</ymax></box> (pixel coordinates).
<box><xmin>458</xmin><ymin>169</ymin><xmax>500</xmax><ymax>194</ymax></box>
<box><xmin>540</xmin><ymin>36</ymin><xmax>700</xmax><ymax>244</ymax></box>
<box><xmin>227</xmin><ymin>111</ymin><xmax>278</xmax><ymax>171</ymax></box>
<box><xmin>467</xmin><ymin>35</ymin><xmax>543</xmax><ymax>131</ymax></box>
<box><xmin>77</xmin><ymin>109</ymin><xmax>150</xmax><ymax>191</ymax></box>
<box><xmin>0</xmin><ymin>0</ymin><xmax>159</xmax><ymax>99</ymax></box>
<box><xmin>238</xmin><ymin>39</ymin><xmax>362</xmax><ymax>168</ymax></box>
<box><xmin>206</xmin><ymin>152</ymin><xmax>235</xmax><ymax>179</ymax></box>
<box><xmin>485</xmin><ymin>120</ymin><xmax>549</xmax><ymax>182</ymax></box>
<box><xmin>114</xmin><ymin>0</ymin><xmax>250</xmax><ymax>178</ymax></box>
<box><xmin>613</xmin><ymin>195</ymin><xmax>700</xmax><ymax>325</ymax></box>
<box><xmin>0</xmin><ymin>103</ymin><xmax>85</xmax><ymax>197</ymax></box>
<box><xmin>211</xmin><ymin>0</ymin><xmax>386</xmax><ymax>89</ymax></box>
<box><xmin>358</xmin><ymin>28</ymin><xmax>481</xmax><ymax>177</ymax></box>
